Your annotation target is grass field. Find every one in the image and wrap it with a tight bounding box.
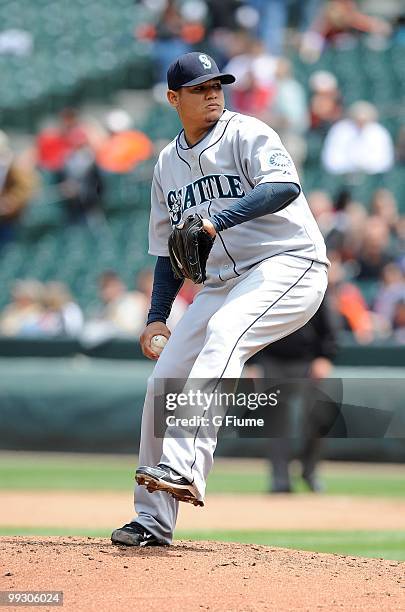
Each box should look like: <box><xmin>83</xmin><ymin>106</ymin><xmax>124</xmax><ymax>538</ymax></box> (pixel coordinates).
<box><xmin>1</xmin><ymin>453</ymin><xmax>404</xmax><ymax>497</ymax></box>
<box><xmin>1</xmin><ymin>453</ymin><xmax>404</xmax><ymax>561</ymax></box>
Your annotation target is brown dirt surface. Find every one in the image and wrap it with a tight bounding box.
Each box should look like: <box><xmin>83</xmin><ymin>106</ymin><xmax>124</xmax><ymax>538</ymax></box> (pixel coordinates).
<box><xmin>1</xmin><ymin>491</ymin><xmax>405</xmax><ymax>531</ymax></box>
<box><xmin>1</xmin><ymin>537</ymin><xmax>404</xmax><ymax>611</ymax></box>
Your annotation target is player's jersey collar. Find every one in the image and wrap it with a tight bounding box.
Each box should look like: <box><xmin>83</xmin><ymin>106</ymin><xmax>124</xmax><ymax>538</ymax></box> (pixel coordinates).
<box><xmin>177</xmin><ymin>109</ymin><xmax>233</xmax><ymax>150</ymax></box>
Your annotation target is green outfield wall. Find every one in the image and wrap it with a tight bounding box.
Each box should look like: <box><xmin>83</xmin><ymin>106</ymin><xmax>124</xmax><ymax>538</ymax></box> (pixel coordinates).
<box><xmin>0</xmin><ymin>353</ymin><xmax>404</xmax><ymax>461</ymax></box>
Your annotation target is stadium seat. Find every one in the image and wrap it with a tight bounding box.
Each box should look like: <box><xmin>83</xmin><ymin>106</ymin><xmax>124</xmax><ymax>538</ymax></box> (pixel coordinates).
<box><xmin>0</xmin><ymin>0</ymin><xmax>155</xmax><ymax>131</ymax></box>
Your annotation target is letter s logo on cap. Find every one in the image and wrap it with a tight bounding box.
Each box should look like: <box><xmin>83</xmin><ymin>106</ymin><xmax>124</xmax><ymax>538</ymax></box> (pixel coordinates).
<box><xmin>199</xmin><ymin>54</ymin><xmax>212</xmax><ymax>70</ymax></box>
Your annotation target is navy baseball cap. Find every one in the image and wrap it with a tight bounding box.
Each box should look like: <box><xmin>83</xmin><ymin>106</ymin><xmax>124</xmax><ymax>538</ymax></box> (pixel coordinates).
<box><xmin>167</xmin><ymin>52</ymin><xmax>235</xmax><ymax>91</ymax></box>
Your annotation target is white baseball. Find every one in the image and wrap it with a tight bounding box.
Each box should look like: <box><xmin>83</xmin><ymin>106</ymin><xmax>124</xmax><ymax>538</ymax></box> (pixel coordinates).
<box><xmin>150</xmin><ymin>334</ymin><xmax>168</xmax><ymax>356</ymax></box>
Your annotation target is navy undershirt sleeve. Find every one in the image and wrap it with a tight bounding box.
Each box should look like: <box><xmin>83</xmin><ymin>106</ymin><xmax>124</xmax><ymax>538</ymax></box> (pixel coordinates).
<box><xmin>210</xmin><ymin>181</ymin><xmax>300</xmax><ymax>232</ymax></box>
<box><xmin>147</xmin><ymin>256</ymin><xmax>184</xmax><ymax>326</ymax></box>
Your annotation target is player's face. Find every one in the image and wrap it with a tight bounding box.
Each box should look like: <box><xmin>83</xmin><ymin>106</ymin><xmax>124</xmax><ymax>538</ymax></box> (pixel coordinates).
<box><xmin>168</xmin><ymin>79</ymin><xmax>225</xmax><ymax>130</ymax></box>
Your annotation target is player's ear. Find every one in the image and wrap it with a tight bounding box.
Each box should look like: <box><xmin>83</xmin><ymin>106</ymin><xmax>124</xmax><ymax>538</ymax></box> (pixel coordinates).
<box><xmin>167</xmin><ymin>89</ymin><xmax>180</xmax><ymax>108</ymax></box>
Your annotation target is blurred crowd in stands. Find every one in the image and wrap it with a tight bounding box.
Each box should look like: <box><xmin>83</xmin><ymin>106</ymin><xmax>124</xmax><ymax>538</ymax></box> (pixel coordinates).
<box><xmin>0</xmin><ymin>107</ymin><xmax>155</xmax><ymax>241</ymax></box>
<box><xmin>0</xmin><ymin>0</ymin><xmax>404</xmax><ymax>345</ymax></box>
<box><xmin>134</xmin><ymin>0</ymin><xmax>399</xmax><ymax>82</ymax></box>
<box><xmin>0</xmin><ymin>272</ymin><xmax>196</xmax><ymax>344</ymax></box>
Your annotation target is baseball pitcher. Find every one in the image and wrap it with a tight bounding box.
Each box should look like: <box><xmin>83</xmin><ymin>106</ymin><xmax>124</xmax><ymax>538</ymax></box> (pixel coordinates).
<box><xmin>112</xmin><ymin>52</ymin><xmax>329</xmax><ymax>547</ymax></box>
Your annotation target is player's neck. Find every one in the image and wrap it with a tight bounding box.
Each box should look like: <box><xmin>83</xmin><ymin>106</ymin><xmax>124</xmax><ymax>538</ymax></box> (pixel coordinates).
<box><xmin>182</xmin><ymin>121</ymin><xmax>218</xmax><ymax>147</ymax></box>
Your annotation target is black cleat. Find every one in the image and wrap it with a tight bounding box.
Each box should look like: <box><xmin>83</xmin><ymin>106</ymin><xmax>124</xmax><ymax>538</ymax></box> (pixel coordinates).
<box><xmin>136</xmin><ymin>464</ymin><xmax>204</xmax><ymax>507</ymax></box>
<box><xmin>111</xmin><ymin>521</ymin><xmax>166</xmax><ymax>547</ymax></box>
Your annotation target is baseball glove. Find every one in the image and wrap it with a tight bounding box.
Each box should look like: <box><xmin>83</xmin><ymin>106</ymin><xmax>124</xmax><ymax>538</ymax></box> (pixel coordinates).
<box><xmin>168</xmin><ymin>213</ymin><xmax>215</xmax><ymax>284</ymax></box>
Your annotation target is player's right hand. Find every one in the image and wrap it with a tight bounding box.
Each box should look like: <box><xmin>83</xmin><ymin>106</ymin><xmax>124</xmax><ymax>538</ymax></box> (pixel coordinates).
<box><xmin>140</xmin><ymin>321</ymin><xmax>171</xmax><ymax>360</ymax></box>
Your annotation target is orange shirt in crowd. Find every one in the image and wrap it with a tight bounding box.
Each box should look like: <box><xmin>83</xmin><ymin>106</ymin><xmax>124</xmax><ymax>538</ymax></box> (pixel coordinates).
<box><xmin>97</xmin><ymin>131</ymin><xmax>153</xmax><ymax>173</ymax></box>
<box><xmin>338</xmin><ymin>283</ymin><xmax>374</xmax><ymax>342</ymax></box>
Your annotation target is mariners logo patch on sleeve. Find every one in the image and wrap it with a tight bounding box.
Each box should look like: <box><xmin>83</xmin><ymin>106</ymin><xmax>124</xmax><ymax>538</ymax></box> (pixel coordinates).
<box><xmin>269</xmin><ymin>152</ymin><xmax>293</xmax><ymax>172</ymax></box>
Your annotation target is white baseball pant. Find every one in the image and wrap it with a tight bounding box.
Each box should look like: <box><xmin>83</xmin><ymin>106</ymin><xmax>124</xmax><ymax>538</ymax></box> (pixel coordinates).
<box><xmin>133</xmin><ymin>254</ymin><xmax>328</xmax><ymax>543</ymax></box>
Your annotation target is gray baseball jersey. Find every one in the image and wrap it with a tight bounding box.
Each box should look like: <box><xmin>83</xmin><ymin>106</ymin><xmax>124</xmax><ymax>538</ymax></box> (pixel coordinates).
<box><xmin>149</xmin><ymin>109</ymin><xmax>328</xmax><ymax>282</ymax></box>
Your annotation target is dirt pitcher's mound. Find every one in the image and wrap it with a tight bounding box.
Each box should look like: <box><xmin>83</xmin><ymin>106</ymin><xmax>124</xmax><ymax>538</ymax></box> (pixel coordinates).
<box><xmin>1</xmin><ymin>538</ymin><xmax>404</xmax><ymax>611</ymax></box>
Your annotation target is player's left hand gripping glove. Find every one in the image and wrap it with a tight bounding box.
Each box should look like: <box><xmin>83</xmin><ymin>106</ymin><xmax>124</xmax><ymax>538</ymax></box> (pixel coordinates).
<box><xmin>168</xmin><ymin>213</ymin><xmax>215</xmax><ymax>284</ymax></box>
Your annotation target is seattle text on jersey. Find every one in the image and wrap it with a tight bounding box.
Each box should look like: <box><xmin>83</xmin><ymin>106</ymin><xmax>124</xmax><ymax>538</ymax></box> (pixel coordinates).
<box><xmin>167</xmin><ymin>174</ymin><xmax>245</xmax><ymax>225</ymax></box>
